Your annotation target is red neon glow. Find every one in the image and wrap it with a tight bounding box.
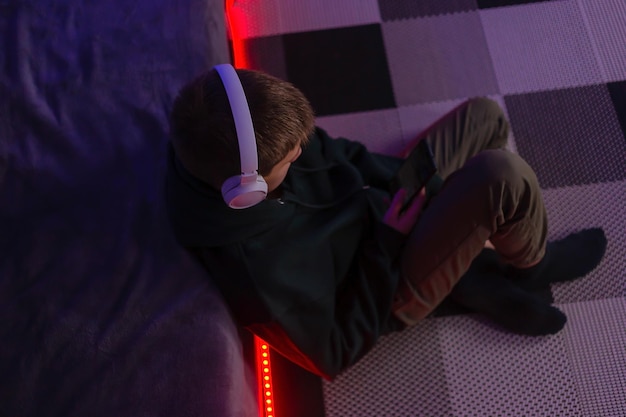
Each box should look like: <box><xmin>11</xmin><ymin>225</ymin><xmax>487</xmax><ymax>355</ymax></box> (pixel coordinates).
<box><xmin>225</xmin><ymin>0</ymin><xmax>249</xmax><ymax>68</ymax></box>
<box><xmin>255</xmin><ymin>338</ymin><xmax>276</xmax><ymax>417</ymax></box>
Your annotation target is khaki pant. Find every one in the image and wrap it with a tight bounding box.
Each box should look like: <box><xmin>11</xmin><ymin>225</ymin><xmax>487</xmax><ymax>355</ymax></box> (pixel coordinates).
<box><xmin>392</xmin><ymin>98</ymin><xmax>548</xmax><ymax>326</ymax></box>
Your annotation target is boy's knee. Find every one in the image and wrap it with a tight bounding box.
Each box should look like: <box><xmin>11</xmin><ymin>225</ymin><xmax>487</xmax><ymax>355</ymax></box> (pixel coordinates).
<box><xmin>466</xmin><ymin>149</ymin><xmax>538</xmax><ymax>191</ymax></box>
<box><xmin>465</xmin><ymin>98</ymin><xmax>509</xmax><ymax>146</ymax></box>
<box><xmin>468</xmin><ymin>97</ymin><xmax>505</xmax><ymax>120</ymax></box>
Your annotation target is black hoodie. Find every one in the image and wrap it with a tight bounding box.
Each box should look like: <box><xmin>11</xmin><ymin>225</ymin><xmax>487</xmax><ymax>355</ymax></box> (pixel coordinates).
<box><xmin>165</xmin><ymin>127</ymin><xmax>407</xmax><ymax>379</ymax></box>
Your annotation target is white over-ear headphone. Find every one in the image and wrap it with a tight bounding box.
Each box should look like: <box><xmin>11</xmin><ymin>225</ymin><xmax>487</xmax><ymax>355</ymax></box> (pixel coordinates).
<box><xmin>215</xmin><ymin>64</ymin><xmax>268</xmax><ymax>209</ymax></box>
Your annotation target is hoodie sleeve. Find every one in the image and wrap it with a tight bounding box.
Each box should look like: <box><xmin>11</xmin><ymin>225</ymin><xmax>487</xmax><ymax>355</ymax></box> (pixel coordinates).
<box><xmin>248</xmin><ymin>221</ymin><xmax>407</xmax><ymax>381</ymax></box>
<box><xmin>314</xmin><ymin>127</ymin><xmax>403</xmax><ymax>190</ymax></box>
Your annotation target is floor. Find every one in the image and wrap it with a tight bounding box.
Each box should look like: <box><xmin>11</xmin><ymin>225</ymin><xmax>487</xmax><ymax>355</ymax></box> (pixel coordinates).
<box><xmin>235</xmin><ymin>0</ymin><xmax>626</xmax><ymax>415</ymax></box>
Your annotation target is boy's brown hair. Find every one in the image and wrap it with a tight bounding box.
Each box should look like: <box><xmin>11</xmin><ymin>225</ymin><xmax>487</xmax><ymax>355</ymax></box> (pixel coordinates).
<box><xmin>169</xmin><ymin>68</ymin><xmax>315</xmax><ymax>190</ymax></box>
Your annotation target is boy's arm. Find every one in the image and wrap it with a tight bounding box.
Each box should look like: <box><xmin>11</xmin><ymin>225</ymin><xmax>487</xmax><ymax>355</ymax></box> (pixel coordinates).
<box><xmin>315</xmin><ymin>127</ymin><xmax>403</xmax><ymax>190</ymax></box>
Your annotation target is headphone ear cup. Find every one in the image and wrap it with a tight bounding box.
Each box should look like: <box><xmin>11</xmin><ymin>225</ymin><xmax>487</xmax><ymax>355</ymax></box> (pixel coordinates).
<box><xmin>221</xmin><ymin>175</ymin><xmax>268</xmax><ymax>209</ymax></box>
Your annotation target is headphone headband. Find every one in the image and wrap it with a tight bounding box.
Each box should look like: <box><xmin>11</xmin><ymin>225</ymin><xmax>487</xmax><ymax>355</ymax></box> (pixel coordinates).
<box><xmin>215</xmin><ymin>64</ymin><xmax>268</xmax><ymax>209</ymax></box>
<box><xmin>214</xmin><ymin>64</ymin><xmax>259</xmax><ymax>176</ymax></box>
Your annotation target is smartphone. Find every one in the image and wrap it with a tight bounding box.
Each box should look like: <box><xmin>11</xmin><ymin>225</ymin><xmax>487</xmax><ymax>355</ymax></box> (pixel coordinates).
<box><xmin>390</xmin><ymin>140</ymin><xmax>438</xmax><ymax>212</ymax></box>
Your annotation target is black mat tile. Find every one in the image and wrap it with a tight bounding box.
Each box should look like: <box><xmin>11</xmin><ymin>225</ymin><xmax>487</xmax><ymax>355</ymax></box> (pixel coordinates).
<box><xmin>282</xmin><ymin>24</ymin><xmax>396</xmax><ymax>116</ymax></box>
<box><xmin>477</xmin><ymin>0</ymin><xmax>563</xmax><ymax>9</ymax></box>
<box><xmin>608</xmin><ymin>80</ymin><xmax>626</xmax><ymax>138</ymax></box>
<box><xmin>242</xmin><ymin>35</ymin><xmax>288</xmax><ymax>81</ymax></box>
<box><xmin>505</xmin><ymin>85</ymin><xmax>626</xmax><ymax>189</ymax></box>
<box><xmin>379</xmin><ymin>0</ymin><xmax>477</xmax><ymax>21</ymax></box>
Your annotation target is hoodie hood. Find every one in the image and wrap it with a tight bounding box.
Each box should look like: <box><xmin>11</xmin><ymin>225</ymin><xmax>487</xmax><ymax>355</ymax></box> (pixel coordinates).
<box><xmin>165</xmin><ymin>145</ymin><xmax>296</xmax><ymax>247</ymax></box>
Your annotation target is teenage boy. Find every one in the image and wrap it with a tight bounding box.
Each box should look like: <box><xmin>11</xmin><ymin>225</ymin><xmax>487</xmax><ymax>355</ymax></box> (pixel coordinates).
<box><xmin>165</xmin><ymin>65</ymin><xmax>606</xmax><ymax>379</ymax></box>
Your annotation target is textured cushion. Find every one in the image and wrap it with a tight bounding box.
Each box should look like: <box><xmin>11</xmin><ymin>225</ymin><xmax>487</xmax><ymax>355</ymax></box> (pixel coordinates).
<box><xmin>0</xmin><ymin>1</ymin><xmax>257</xmax><ymax>415</ymax></box>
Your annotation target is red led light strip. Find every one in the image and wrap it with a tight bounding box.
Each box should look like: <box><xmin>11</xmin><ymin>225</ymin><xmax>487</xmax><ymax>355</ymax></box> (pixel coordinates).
<box><xmin>224</xmin><ymin>4</ymin><xmax>275</xmax><ymax>417</ymax></box>
<box><xmin>255</xmin><ymin>337</ymin><xmax>276</xmax><ymax>417</ymax></box>
<box><xmin>225</xmin><ymin>0</ymin><xmax>249</xmax><ymax>68</ymax></box>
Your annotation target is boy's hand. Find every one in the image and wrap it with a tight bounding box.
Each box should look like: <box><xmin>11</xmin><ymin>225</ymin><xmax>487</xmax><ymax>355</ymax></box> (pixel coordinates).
<box><xmin>383</xmin><ymin>188</ymin><xmax>426</xmax><ymax>235</ymax></box>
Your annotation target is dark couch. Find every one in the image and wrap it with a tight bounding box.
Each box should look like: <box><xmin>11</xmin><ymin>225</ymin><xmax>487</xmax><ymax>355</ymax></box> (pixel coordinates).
<box><xmin>0</xmin><ymin>1</ymin><xmax>258</xmax><ymax>415</ymax></box>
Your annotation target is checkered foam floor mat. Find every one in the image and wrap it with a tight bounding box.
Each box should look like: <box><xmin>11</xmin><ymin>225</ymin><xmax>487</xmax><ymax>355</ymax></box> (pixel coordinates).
<box><xmin>234</xmin><ymin>0</ymin><xmax>626</xmax><ymax>415</ymax></box>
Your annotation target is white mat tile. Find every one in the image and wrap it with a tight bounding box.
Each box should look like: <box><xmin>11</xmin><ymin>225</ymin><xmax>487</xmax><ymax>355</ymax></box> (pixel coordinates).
<box><xmin>562</xmin><ymin>297</ymin><xmax>626</xmax><ymax>417</ymax></box>
<box><xmin>481</xmin><ymin>2</ymin><xmax>602</xmax><ymax>94</ymax></box>
<box><xmin>382</xmin><ymin>12</ymin><xmax>498</xmax><ymax>105</ymax></box>
<box><xmin>440</xmin><ymin>314</ymin><xmax>582</xmax><ymax>417</ymax></box>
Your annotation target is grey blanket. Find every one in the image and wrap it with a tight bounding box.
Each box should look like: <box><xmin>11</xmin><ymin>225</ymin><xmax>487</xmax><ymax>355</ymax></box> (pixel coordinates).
<box><xmin>0</xmin><ymin>1</ymin><xmax>256</xmax><ymax>415</ymax></box>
